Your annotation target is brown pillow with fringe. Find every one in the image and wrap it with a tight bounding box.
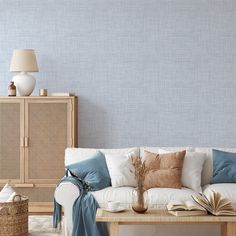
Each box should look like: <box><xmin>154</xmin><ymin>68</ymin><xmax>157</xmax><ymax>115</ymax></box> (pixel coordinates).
<box><xmin>143</xmin><ymin>150</ymin><xmax>186</xmax><ymax>189</ymax></box>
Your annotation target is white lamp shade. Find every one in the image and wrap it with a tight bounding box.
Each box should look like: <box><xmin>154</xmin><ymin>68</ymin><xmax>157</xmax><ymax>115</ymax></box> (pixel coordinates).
<box><xmin>10</xmin><ymin>49</ymin><xmax>39</xmax><ymax>72</ymax></box>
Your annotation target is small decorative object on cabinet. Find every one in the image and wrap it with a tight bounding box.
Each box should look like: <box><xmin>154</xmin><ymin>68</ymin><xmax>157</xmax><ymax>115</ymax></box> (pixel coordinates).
<box><xmin>0</xmin><ymin>96</ymin><xmax>78</xmax><ymax>213</ymax></box>
<box><xmin>51</xmin><ymin>92</ymin><xmax>75</xmax><ymax>96</ymax></box>
<box><xmin>8</xmin><ymin>81</ymin><xmax>16</xmax><ymax>96</ymax></box>
<box><xmin>10</xmin><ymin>49</ymin><xmax>39</xmax><ymax>96</ymax></box>
<box><xmin>39</xmin><ymin>88</ymin><xmax>47</xmax><ymax>96</ymax></box>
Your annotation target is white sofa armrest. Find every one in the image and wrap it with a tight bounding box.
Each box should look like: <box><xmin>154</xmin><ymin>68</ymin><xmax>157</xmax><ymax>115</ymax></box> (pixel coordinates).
<box><xmin>54</xmin><ymin>182</ymin><xmax>80</xmax><ymax>236</ymax></box>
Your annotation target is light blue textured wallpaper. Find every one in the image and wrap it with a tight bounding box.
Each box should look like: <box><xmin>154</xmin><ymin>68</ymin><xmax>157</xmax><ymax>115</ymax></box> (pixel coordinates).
<box><xmin>0</xmin><ymin>0</ymin><xmax>235</xmax><ymax>148</ymax></box>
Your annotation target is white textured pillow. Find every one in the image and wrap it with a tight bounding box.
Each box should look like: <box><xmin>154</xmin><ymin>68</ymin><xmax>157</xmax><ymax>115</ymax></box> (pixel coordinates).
<box><xmin>105</xmin><ymin>154</ymin><xmax>137</xmax><ymax>187</ymax></box>
<box><xmin>159</xmin><ymin>149</ymin><xmax>206</xmax><ymax>192</ymax></box>
<box><xmin>0</xmin><ymin>183</ymin><xmax>15</xmax><ymax>202</ymax></box>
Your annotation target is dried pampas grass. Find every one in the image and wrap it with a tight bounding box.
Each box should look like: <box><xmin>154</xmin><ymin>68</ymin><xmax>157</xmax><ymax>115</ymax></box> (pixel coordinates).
<box><xmin>130</xmin><ymin>156</ymin><xmax>152</xmax><ymax>188</ymax></box>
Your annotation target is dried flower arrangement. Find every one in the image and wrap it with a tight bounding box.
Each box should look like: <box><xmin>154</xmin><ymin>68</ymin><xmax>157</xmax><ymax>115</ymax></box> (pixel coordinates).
<box><xmin>130</xmin><ymin>155</ymin><xmax>153</xmax><ymax>213</ymax></box>
<box><xmin>130</xmin><ymin>156</ymin><xmax>152</xmax><ymax>189</ymax></box>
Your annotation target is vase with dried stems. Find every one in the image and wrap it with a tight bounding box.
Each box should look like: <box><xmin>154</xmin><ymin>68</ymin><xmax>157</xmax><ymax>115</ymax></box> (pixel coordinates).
<box><xmin>130</xmin><ymin>156</ymin><xmax>152</xmax><ymax>214</ymax></box>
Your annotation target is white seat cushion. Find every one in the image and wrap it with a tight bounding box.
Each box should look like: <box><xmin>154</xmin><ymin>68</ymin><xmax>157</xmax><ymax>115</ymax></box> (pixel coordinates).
<box><xmin>91</xmin><ymin>186</ymin><xmax>197</xmax><ymax>209</ymax></box>
<box><xmin>147</xmin><ymin>187</ymin><xmax>197</xmax><ymax>208</ymax></box>
<box><xmin>203</xmin><ymin>183</ymin><xmax>236</xmax><ymax>208</ymax></box>
<box><xmin>91</xmin><ymin>187</ymin><xmax>134</xmax><ymax>208</ymax></box>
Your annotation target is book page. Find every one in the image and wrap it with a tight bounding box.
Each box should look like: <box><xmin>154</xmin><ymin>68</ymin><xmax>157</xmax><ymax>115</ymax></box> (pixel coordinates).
<box><xmin>215</xmin><ymin>192</ymin><xmax>222</xmax><ymax>210</ymax></box>
<box><xmin>192</xmin><ymin>191</ymin><xmax>235</xmax><ymax>216</ymax></box>
<box><xmin>192</xmin><ymin>194</ymin><xmax>212</xmax><ymax>213</ymax></box>
<box><xmin>185</xmin><ymin>200</ymin><xmax>206</xmax><ymax>211</ymax></box>
<box><xmin>210</xmin><ymin>191</ymin><xmax>219</xmax><ymax>211</ymax></box>
<box><xmin>217</xmin><ymin>210</ymin><xmax>236</xmax><ymax>216</ymax></box>
<box><xmin>167</xmin><ymin>201</ymin><xmax>187</xmax><ymax>211</ymax></box>
<box><xmin>218</xmin><ymin>198</ymin><xmax>231</xmax><ymax>210</ymax></box>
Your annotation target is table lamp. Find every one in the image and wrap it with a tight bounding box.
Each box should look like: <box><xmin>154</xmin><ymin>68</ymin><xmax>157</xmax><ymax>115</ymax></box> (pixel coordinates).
<box><xmin>10</xmin><ymin>49</ymin><xmax>39</xmax><ymax>96</ymax></box>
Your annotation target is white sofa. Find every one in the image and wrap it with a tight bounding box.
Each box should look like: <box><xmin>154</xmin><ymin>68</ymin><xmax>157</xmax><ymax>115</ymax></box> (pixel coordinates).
<box><xmin>55</xmin><ymin>147</ymin><xmax>236</xmax><ymax>236</ymax></box>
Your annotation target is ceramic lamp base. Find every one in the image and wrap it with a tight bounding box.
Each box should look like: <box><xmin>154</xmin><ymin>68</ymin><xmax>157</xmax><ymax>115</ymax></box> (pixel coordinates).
<box><xmin>13</xmin><ymin>72</ymin><xmax>36</xmax><ymax>96</ymax></box>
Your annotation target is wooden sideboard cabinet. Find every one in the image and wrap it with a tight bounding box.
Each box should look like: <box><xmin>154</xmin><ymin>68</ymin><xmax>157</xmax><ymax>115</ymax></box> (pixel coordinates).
<box><xmin>0</xmin><ymin>96</ymin><xmax>78</xmax><ymax>212</ymax></box>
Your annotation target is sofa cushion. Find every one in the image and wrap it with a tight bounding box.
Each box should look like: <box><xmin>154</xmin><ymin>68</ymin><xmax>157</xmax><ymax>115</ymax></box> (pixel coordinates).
<box><xmin>91</xmin><ymin>186</ymin><xmax>197</xmax><ymax>209</ymax></box>
<box><xmin>142</xmin><ymin>150</ymin><xmax>186</xmax><ymax>189</ymax></box>
<box><xmin>203</xmin><ymin>183</ymin><xmax>236</xmax><ymax>208</ymax></box>
<box><xmin>91</xmin><ymin>187</ymin><xmax>134</xmax><ymax>208</ymax></box>
<box><xmin>66</xmin><ymin>151</ymin><xmax>111</xmax><ymax>191</ymax></box>
<box><xmin>195</xmin><ymin>148</ymin><xmax>236</xmax><ymax>186</ymax></box>
<box><xmin>65</xmin><ymin>147</ymin><xmax>139</xmax><ymax>166</ymax></box>
<box><xmin>105</xmin><ymin>154</ymin><xmax>137</xmax><ymax>187</ymax></box>
<box><xmin>147</xmin><ymin>187</ymin><xmax>198</xmax><ymax>208</ymax></box>
<box><xmin>159</xmin><ymin>149</ymin><xmax>206</xmax><ymax>192</ymax></box>
<box><xmin>211</xmin><ymin>149</ymin><xmax>236</xmax><ymax>184</ymax></box>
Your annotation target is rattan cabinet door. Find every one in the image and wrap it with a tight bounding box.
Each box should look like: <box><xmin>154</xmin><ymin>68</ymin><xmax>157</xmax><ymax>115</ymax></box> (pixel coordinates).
<box><xmin>0</xmin><ymin>99</ymin><xmax>24</xmax><ymax>183</ymax></box>
<box><xmin>25</xmin><ymin>99</ymin><xmax>71</xmax><ymax>184</ymax></box>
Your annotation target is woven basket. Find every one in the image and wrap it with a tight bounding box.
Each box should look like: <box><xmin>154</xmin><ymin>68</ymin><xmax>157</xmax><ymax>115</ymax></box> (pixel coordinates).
<box><xmin>0</xmin><ymin>195</ymin><xmax>28</xmax><ymax>236</ymax></box>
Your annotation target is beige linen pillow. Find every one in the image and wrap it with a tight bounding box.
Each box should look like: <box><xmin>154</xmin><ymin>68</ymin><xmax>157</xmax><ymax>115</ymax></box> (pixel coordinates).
<box><xmin>143</xmin><ymin>150</ymin><xmax>186</xmax><ymax>189</ymax></box>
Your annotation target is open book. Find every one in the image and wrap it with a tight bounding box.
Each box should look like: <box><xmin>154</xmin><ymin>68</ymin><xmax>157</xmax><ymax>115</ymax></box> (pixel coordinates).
<box><xmin>192</xmin><ymin>191</ymin><xmax>236</xmax><ymax>216</ymax></box>
<box><xmin>167</xmin><ymin>200</ymin><xmax>207</xmax><ymax>216</ymax></box>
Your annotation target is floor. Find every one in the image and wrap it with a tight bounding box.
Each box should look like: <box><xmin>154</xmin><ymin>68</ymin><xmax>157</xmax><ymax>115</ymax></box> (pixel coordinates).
<box><xmin>29</xmin><ymin>215</ymin><xmax>62</xmax><ymax>236</ymax></box>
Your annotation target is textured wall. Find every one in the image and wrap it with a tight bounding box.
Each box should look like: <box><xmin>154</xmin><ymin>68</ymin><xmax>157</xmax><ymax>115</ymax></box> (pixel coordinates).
<box><xmin>0</xmin><ymin>0</ymin><xmax>235</xmax><ymax>148</ymax></box>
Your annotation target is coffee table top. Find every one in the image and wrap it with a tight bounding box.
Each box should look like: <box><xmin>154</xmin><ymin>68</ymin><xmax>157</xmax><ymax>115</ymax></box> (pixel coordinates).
<box><xmin>96</xmin><ymin>208</ymin><xmax>236</xmax><ymax>223</ymax></box>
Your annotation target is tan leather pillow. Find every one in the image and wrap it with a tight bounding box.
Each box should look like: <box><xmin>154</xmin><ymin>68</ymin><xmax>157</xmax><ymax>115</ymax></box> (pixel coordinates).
<box><xmin>143</xmin><ymin>150</ymin><xmax>186</xmax><ymax>189</ymax></box>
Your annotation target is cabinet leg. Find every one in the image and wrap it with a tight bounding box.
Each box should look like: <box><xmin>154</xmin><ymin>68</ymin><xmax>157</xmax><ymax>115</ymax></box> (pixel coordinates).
<box><xmin>109</xmin><ymin>222</ymin><xmax>119</xmax><ymax>236</ymax></box>
<box><xmin>225</xmin><ymin>223</ymin><xmax>236</xmax><ymax>236</ymax></box>
<box><xmin>221</xmin><ymin>223</ymin><xmax>227</xmax><ymax>236</ymax></box>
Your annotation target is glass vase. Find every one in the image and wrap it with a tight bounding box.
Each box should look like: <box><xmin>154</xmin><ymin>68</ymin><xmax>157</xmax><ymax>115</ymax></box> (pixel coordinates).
<box><xmin>132</xmin><ymin>187</ymin><xmax>149</xmax><ymax>214</ymax></box>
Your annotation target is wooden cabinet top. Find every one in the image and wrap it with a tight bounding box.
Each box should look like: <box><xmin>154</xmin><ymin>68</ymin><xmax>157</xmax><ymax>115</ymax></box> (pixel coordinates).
<box><xmin>0</xmin><ymin>96</ymin><xmax>77</xmax><ymax>99</ymax></box>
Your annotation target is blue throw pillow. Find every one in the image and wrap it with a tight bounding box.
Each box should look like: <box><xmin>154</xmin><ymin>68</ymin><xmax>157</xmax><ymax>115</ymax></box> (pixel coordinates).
<box><xmin>210</xmin><ymin>149</ymin><xmax>236</xmax><ymax>184</ymax></box>
<box><xmin>66</xmin><ymin>151</ymin><xmax>111</xmax><ymax>191</ymax></box>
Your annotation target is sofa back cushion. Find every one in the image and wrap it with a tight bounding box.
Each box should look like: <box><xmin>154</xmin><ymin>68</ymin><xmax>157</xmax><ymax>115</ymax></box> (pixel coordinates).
<box><xmin>65</xmin><ymin>147</ymin><xmax>236</xmax><ymax>188</ymax></box>
<box><xmin>143</xmin><ymin>150</ymin><xmax>186</xmax><ymax>189</ymax></box>
<box><xmin>105</xmin><ymin>154</ymin><xmax>137</xmax><ymax>187</ymax></box>
<box><xmin>210</xmin><ymin>149</ymin><xmax>236</xmax><ymax>184</ymax></box>
<box><xmin>195</xmin><ymin>148</ymin><xmax>236</xmax><ymax>186</ymax></box>
<box><xmin>65</xmin><ymin>147</ymin><xmax>139</xmax><ymax>166</ymax></box>
<box><xmin>66</xmin><ymin>151</ymin><xmax>111</xmax><ymax>191</ymax></box>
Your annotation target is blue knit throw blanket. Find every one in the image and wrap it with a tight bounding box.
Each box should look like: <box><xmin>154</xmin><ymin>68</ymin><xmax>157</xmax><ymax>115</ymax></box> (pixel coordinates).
<box><xmin>53</xmin><ymin>174</ymin><xmax>108</xmax><ymax>236</ymax></box>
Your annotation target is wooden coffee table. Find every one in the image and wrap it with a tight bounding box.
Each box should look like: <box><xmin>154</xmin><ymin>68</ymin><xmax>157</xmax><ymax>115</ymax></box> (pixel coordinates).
<box><xmin>96</xmin><ymin>208</ymin><xmax>236</xmax><ymax>236</ymax></box>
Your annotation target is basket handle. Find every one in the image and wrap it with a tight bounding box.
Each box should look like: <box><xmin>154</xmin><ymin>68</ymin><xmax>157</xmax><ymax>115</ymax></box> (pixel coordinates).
<box><xmin>13</xmin><ymin>194</ymin><xmax>22</xmax><ymax>202</ymax></box>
